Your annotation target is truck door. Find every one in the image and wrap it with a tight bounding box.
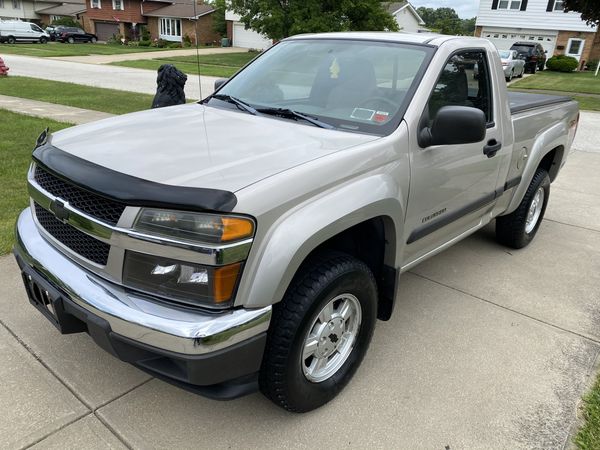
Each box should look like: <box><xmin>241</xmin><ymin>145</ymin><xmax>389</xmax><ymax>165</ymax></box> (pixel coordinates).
<box><xmin>403</xmin><ymin>49</ymin><xmax>503</xmax><ymax>265</ymax></box>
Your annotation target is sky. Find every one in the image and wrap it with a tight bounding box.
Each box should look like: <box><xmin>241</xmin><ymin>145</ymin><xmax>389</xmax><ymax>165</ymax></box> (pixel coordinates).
<box><xmin>409</xmin><ymin>0</ymin><xmax>480</xmax><ymax>19</ymax></box>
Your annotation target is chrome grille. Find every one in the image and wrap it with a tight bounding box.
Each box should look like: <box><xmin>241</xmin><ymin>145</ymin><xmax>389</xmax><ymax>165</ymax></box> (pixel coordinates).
<box><xmin>34</xmin><ymin>166</ymin><xmax>126</xmax><ymax>225</ymax></box>
<box><xmin>34</xmin><ymin>203</ymin><xmax>110</xmax><ymax>265</ymax></box>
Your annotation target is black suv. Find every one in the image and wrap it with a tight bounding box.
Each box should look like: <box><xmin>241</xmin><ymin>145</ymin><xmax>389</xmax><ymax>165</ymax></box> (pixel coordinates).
<box><xmin>57</xmin><ymin>27</ymin><xmax>97</xmax><ymax>44</ymax></box>
<box><xmin>510</xmin><ymin>42</ymin><xmax>547</xmax><ymax>73</ymax></box>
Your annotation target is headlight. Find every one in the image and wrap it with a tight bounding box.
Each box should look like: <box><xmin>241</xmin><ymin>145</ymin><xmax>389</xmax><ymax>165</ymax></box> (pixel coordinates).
<box><xmin>133</xmin><ymin>208</ymin><xmax>254</xmax><ymax>244</ymax></box>
<box><xmin>123</xmin><ymin>251</ymin><xmax>241</xmax><ymax>308</ymax></box>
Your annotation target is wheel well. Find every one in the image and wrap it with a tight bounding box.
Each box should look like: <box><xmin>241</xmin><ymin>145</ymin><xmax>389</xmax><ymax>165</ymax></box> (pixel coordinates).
<box><xmin>538</xmin><ymin>146</ymin><xmax>564</xmax><ymax>182</ymax></box>
<box><xmin>303</xmin><ymin>216</ymin><xmax>398</xmax><ymax>321</ymax></box>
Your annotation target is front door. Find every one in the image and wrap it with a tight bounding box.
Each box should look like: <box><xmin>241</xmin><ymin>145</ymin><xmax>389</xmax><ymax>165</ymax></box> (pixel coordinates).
<box><xmin>403</xmin><ymin>49</ymin><xmax>504</xmax><ymax>265</ymax></box>
<box><xmin>566</xmin><ymin>38</ymin><xmax>585</xmax><ymax>62</ymax></box>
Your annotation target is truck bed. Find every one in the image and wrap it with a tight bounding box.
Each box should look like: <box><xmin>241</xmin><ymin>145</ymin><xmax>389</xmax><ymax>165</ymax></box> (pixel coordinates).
<box><xmin>508</xmin><ymin>91</ymin><xmax>572</xmax><ymax>114</ymax></box>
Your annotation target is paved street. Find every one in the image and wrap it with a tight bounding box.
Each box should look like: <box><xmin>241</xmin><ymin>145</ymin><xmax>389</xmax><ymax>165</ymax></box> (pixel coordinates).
<box><xmin>2</xmin><ymin>54</ymin><xmax>219</xmax><ymax>100</ymax></box>
<box><xmin>0</xmin><ymin>92</ymin><xmax>599</xmax><ymax>447</ymax></box>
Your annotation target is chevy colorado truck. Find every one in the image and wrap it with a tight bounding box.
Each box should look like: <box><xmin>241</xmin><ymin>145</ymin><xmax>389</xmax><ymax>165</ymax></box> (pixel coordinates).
<box><xmin>14</xmin><ymin>33</ymin><xmax>579</xmax><ymax>412</ymax></box>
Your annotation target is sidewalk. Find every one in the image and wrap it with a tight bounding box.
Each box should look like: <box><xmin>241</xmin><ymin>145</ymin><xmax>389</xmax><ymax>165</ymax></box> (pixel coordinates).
<box><xmin>48</xmin><ymin>46</ymin><xmax>246</xmax><ymax>65</ymax></box>
<box><xmin>2</xmin><ymin>54</ymin><xmax>218</xmax><ymax>100</ymax></box>
<box><xmin>0</xmin><ymin>94</ymin><xmax>114</xmax><ymax>124</ymax></box>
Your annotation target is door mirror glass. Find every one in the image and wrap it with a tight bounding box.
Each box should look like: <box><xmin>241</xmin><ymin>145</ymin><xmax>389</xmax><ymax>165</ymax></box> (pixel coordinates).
<box><xmin>419</xmin><ymin>106</ymin><xmax>486</xmax><ymax>147</ymax></box>
<box><xmin>214</xmin><ymin>78</ymin><xmax>228</xmax><ymax>91</ymax></box>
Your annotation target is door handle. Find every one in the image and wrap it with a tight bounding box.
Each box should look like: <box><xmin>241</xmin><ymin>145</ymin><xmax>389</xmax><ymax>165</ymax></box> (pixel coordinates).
<box><xmin>483</xmin><ymin>139</ymin><xmax>501</xmax><ymax>158</ymax></box>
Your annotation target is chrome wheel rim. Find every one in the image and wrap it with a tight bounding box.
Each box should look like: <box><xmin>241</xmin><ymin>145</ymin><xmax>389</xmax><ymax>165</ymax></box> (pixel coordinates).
<box><xmin>301</xmin><ymin>294</ymin><xmax>362</xmax><ymax>383</ymax></box>
<box><xmin>525</xmin><ymin>187</ymin><xmax>544</xmax><ymax>234</ymax></box>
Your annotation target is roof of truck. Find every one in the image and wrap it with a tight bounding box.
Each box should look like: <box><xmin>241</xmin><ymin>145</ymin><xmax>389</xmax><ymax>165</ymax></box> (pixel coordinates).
<box><xmin>285</xmin><ymin>32</ymin><xmax>469</xmax><ymax>46</ymax></box>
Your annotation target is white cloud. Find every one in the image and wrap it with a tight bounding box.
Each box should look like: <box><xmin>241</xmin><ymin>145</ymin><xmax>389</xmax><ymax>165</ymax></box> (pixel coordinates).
<box><xmin>410</xmin><ymin>0</ymin><xmax>479</xmax><ymax>19</ymax></box>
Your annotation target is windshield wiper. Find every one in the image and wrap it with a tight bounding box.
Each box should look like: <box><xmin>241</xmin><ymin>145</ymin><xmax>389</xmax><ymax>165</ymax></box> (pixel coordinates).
<box><xmin>211</xmin><ymin>94</ymin><xmax>258</xmax><ymax>115</ymax></box>
<box><xmin>256</xmin><ymin>107</ymin><xmax>334</xmax><ymax>129</ymax></box>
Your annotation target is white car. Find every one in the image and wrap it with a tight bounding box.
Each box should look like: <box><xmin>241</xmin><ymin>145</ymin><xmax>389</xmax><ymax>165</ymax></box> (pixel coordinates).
<box><xmin>499</xmin><ymin>49</ymin><xmax>526</xmax><ymax>81</ymax></box>
<box><xmin>0</xmin><ymin>20</ymin><xmax>49</xmax><ymax>44</ymax></box>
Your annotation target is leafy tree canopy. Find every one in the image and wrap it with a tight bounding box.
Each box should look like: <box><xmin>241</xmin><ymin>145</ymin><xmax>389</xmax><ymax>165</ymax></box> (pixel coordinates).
<box><xmin>417</xmin><ymin>6</ymin><xmax>475</xmax><ymax>36</ymax></box>
<box><xmin>563</xmin><ymin>0</ymin><xmax>600</xmax><ymax>26</ymax></box>
<box><xmin>211</xmin><ymin>0</ymin><xmax>227</xmax><ymax>36</ymax></box>
<box><xmin>229</xmin><ymin>0</ymin><xmax>399</xmax><ymax>41</ymax></box>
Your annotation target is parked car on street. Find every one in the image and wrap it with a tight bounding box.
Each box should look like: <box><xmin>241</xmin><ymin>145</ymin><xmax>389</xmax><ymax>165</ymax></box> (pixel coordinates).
<box><xmin>15</xmin><ymin>32</ymin><xmax>579</xmax><ymax>413</ymax></box>
<box><xmin>510</xmin><ymin>41</ymin><xmax>547</xmax><ymax>73</ymax></box>
<box><xmin>44</xmin><ymin>25</ymin><xmax>64</xmax><ymax>42</ymax></box>
<box><xmin>499</xmin><ymin>49</ymin><xmax>526</xmax><ymax>81</ymax></box>
<box><xmin>0</xmin><ymin>21</ymin><xmax>49</xmax><ymax>44</ymax></box>
<box><xmin>56</xmin><ymin>26</ymin><xmax>97</xmax><ymax>43</ymax></box>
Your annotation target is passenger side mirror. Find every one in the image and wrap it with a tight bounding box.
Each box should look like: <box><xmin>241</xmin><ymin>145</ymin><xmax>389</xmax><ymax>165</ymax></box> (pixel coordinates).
<box><xmin>419</xmin><ymin>106</ymin><xmax>486</xmax><ymax>148</ymax></box>
<box><xmin>214</xmin><ymin>78</ymin><xmax>228</xmax><ymax>91</ymax></box>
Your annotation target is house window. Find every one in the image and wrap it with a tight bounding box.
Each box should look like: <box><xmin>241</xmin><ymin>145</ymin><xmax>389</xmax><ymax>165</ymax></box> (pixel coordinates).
<box><xmin>554</xmin><ymin>0</ymin><xmax>564</xmax><ymax>11</ymax></box>
<box><xmin>498</xmin><ymin>0</ymin><xmax>521</xmax><ymax>9</ymax></box>
<box><xmin>50</xmin><ymin>15</ymin><xmax>64</xmax><ymax>21</ymax></box>
<box><xmin>12</xmin><ymin>0</ymin><xmax>20</xmax><ymax>9</ymax></box>
<box><xmin>112</xmin><ymin>0</ymin><xmax>123</xmax><ymax>10</ymax></box>
<box><xmin>90</xmin><ymin>0</ymin><xmax>101</xmax><ymax>8</ymax></box>
<box><xmin>159</xmin><ymin>17</ymin><xmax>182</xmax><ymax>41</ymax></box>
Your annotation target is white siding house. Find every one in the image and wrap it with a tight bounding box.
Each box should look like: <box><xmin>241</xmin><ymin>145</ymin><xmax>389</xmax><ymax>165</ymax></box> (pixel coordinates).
<box><xmin>475</xmin><ymin>0</ymin><xmax>599</xmax><ymax>65</ymax></box>
<box><xmin>386</xmin><ymin>1</ymin><xmax>427</xmax><ymax>33</ymax></box>
<box><xmin>225</xmin><ymin>10</ymin><xmax>272</xmax><ymax>50</ymax></box>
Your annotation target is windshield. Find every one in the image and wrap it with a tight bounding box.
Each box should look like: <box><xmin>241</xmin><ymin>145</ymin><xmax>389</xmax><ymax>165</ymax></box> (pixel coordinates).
<box><xmin>209</xmin><ymin>39</ymin><xmax>434</xmax><ymax>135</ymax></box>
<box><xmin>498</xmin><ymin>50</ymin><xmax>511</xmax><ymax>59</ymax></box>
<box><xmin>512</xmin><ymin>45</ymin><xmax>533</xmax><ymax>55</ymax></box>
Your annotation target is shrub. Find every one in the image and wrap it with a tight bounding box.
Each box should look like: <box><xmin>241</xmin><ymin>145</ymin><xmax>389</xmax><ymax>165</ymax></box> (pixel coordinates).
<box><xmin>138</xmin><ymin>40</ymin><xmax>151</xmax><ymax>47</ymax></box>
<box><xmin>140</xmin><ymin>25</ymin><xmax>151</xmax><ymax>42</ymax></box>
<box><xmin>586</xmin><ymin>59</ymin><xmax>599</xmax><ymax>72</ymax></box>
<box><xmin>107</xmin><ymin>33</ymin><xmax>123</xmax><ymax>45</ymax></box>
<box><xmin>153</xmin><ymin>39</ymin><xmax>168</xmax><ymax>48</ymax></box>
<box><xmin>50</xmin><ymin>17</ymin><xmax>80</xmax><ymax>27</ymax></box>
<box><xmin>546</xmin><ymin>55</ymin><xmax>579</xmax><ymax>72</ymax></box>
<box><xmin>167</xmin><ymin>42</ymin><xmax>182</xmax><ymax>48</ymax></box>
<box><xmin>183</xmin><ymin>34</ymin><xmax>192</xmax><ymax>47</ymax></box>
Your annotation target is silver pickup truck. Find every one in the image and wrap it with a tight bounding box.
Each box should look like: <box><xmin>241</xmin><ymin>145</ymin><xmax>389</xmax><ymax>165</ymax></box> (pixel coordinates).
<box><xmin>14</xmin><ymin>33</ymin><xmax>579</xmax><ymax>412</ymax></box>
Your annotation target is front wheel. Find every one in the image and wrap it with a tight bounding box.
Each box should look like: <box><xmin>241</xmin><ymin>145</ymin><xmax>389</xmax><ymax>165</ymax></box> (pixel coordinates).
<box><xmin>39</xmin><ymin>37</ymin><xmax>48</xmax><ymax>44</ymax></box>
<box><xmin>259</xmin><ymin>251</ymin><xmax>378</xmax><ymax>412</ymax></box>
<box><xmin>496</xmin><ymin>168</ymin><xmax>550</xmax><ymax>249</ymax></box>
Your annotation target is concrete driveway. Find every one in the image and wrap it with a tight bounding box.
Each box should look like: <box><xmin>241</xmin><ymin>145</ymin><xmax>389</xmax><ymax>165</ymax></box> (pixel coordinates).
<box><xmin>0</xmin><ymin>114</ymin><xmax>599</xmax><ymax>449</ymax></box>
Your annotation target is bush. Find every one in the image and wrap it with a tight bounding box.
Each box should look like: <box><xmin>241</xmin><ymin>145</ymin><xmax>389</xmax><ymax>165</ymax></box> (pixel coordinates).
<box><xmin>546</xmin><ymin>55</ymin><xmax>579</xmax><ymax>72</ymax></box>
<box><xmin>140</xmin><ymin>25</ymin><xmax>151</xmax><ymax>42</ymax></box>
<box><xmin>138</xmin><ymin>40</ymin><xmax>151</xmax><ymax>47</ymax></box>
<box><xmin>153</xmin><ymin>39</ymin><xmax>168</xmax><ymax>48</ymax></box>
<box><xmin>183</xmin><ymin>34</ymin><xmax>192</xmax><ymax>47</ymax></box>
<box><xmin>50</xmin><ymin>17</ymin><xmax>80</xmax><ymax>27</ymax></box>
<box><xmin>167</xmin><ymin>42</ymin><xmax>182</xmax><ymax>48</ymax></box>
<box><xmin>107</xmin><ymin>33</ymin><xmax>123</xmax><ymax>45</ymax></box>
<box><xmin>586</xmin><ymin>59</ymin><xmax>599</xmax><ymax>72</ymax></box>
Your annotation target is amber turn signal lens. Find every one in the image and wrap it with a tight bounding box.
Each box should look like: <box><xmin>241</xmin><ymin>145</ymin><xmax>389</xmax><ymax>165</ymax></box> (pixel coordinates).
<box><xmin>213</xmin><ymin>262</ymin><xmax>242</xmax><ymax>303</ymax></box>
<box><xmin>221</xmin><ymin>217</ymin><xmax>254</xmax><ymax>242</ymax></box>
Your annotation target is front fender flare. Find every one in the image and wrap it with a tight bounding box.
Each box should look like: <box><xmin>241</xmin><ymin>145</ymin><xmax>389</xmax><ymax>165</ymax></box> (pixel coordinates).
<box><xmin>236</xmin><ymin>175</ymin><xmax>404</xmax><ymax>309</ymax></box>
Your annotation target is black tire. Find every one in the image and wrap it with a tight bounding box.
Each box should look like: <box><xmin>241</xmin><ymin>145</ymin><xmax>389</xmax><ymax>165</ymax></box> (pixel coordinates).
<box><xmin>496</xmin><ymin>168</ymin><xmax>550</xmax><ymax>249</ymax></box>
<box><xmin>7</xmin><ymin>36</ymin><xmax>16</xmax><ymax>44</ymax></box>
<box><xmin>39</xmin><ymin>37</ymin><xmax>48</xmax><ymax>44</ymax></box>
<box><xmin>90</xmin><ymin>37</ymin><xmax>97</xmax><ymax>44</ymax></box>
<box><xmin>67</xmin><ymin>37</ymin><xmax>75</xmax><ymax>44</ymax></box>
<box><xmin>259</xmin><ymin>251</ymin><xmax>378</xmax><ymax>412</ymax></box>
<box><xmin>506</xmin><ymin>70</ymin><xmax>513</xmax><ymax>82</ymax></box>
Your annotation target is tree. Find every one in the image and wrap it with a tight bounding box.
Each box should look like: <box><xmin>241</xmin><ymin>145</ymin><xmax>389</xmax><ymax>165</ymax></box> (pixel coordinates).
<box><xmin>229</xmin><ymin>0</ymin><xmax>399</xmax><ymax>41</ymax></box>
<box><xmin>563</xmin><ymin>0</ymin><xmax>600</xmax><ymax>26</ymax></box>
<box><xmin>416</xmin><ymin>6</ymin><xmax>474</xmax><ymax>36</ymax></box>
<box><xmin>211</xmin><ymin>0</ymin><xmax>227</xmax><ymax>37</ymax></box>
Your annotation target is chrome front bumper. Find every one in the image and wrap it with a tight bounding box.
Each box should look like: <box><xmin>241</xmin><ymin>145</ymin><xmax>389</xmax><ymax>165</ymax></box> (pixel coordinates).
<box><xmin>14</xmin><ymin>208</ymin><xmax>271</xmax><ymax>356</ymax></box>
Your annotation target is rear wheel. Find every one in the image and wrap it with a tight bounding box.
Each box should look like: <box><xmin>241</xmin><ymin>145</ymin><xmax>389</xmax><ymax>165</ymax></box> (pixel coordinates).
<box><xmin>496</xmin><ymin>168</ymin><xmax>550</xmax><ymax>249</ymax></box>
<box><xmin>7</xmin><ymin>36</ymin><xmax>16</xmax><ymax>44</ymax></box>
<box><xmin>67</xmin><ymin>37</ymin><xmax>75</xmax><ymax>44</ymax></box>
<box><xmin>90</xmin><ymin>37</ymin><xmax>97</xmax><ymax>43</ymax></box>
<box><xmin>259</xmin><ymin>251</ymin><xmax>378</xmax><ymax>412</ymax></box>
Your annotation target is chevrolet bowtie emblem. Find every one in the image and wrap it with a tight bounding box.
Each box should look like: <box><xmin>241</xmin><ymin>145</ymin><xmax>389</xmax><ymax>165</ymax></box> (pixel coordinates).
<box><xmin>50</xmin><ymin>199</ymin><xmax>70</xmax><ymax>223</ymax></box>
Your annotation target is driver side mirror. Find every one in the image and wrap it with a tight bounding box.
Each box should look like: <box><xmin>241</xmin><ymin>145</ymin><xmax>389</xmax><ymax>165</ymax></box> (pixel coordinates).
<box><xmin>214</xmin><ymin>78</ymin><xmax>228</xmax><ymax>91</ymax></box>
<box><xmin>419</xmin><ymin>106</ymin><xmax>486</xmax><ymax>148</ymax></box>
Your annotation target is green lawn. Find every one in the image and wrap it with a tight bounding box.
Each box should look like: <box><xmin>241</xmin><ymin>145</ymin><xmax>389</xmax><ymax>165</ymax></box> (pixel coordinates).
<box><xmin>0</xmin><ymin>76</ymin><xmax>155</xmax><ymax>114</ymax></box>
<box><xmin>510</xmin><ymin>71</ymin><xmax>600</xmax><ymax>95</ymax></box>
<box><xmin>0</xmin><ymin>42</ymin><xmax>172</xmax><ymax>57</ymax></box>
<box><xmin>111</xmin><ymin>51</ymin><xmax>259</xmax><ymax>78</ymax></box>
<box><xmin>575</xmin><ymin>373</ymin><xmax>600</xmax><ymax>449</ymax></box>
<box><xmin>0</xmin><ymin>110</ymin><xmax>71</xmax><ymax>254</ymax></box>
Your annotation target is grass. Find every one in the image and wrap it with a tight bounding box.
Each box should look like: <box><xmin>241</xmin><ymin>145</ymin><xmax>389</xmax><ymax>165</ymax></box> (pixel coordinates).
<box><xmin>0</xmin><ymin>110</ymin><xmax>71</xmax><ymax>254</ymax></box>
<box><xmin>509</xmin><ymin>71</ymin><xmax>600</xmax><ymax>95</ymax></box>
<box><xmin>575</xmin><ymin>373</ymin><xmax>600</xmax><ymax>449</ymax></box>
<box><xmin>0</xmin><ymin>76</ymin><xmax>155</xmax><ymax>114</ymax></box>
<box><xmin>111</xmin><ymin>51</ymin><xmax>259</xmax><ymax>78</ymax></box>
<box><xmin>570</xmin><ymin>96</ymin><xmax>600</xmax><ymax>112</ymax></box>
<box><xmin>0</xmin><ymin>42</ymin><xmax>171</xmax><ymax>57</ymax></box>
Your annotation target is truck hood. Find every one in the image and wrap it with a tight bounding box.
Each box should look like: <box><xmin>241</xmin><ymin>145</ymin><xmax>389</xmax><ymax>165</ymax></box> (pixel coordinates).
<box><xmin>50</xmin><ymin>103</ymin><xmax>379</xmax><ymax>192</ymax></box>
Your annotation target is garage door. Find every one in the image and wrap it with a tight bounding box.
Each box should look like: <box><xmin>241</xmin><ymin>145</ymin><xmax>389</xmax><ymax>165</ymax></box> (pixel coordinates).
<box><xmin>232</xmin><ymin>22</ymin><xmax>271</xmax><ymax>50</ymax></box>
<box><xmin>95</xmin><ymin>22</ymin><xmax>119</xmax><ymax>42</ymax></box>
<box><xmin>481</xmin><ymin>28</ymin><xmax>557</xmax><ymax>57</ymax></box>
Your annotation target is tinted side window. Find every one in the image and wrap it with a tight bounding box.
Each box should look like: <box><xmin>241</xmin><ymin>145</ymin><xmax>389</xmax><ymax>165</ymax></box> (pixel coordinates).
<box><xmin>427</xmin><ymin>50</ymin><xmax>493</xmax><ymax>124</ymax></box>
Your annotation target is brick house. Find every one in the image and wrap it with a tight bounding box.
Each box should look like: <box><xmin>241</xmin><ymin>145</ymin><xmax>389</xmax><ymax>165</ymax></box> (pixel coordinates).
<box><xmin>81</xmin><ymin>0</ymin><xmax>170</xmax><ymax>41</ymax></box>
<box><xmin>144</xmin><ymin>2</ymin><xmax>220</xmax><ymax>45</ymax></box>
<box><xmin>475</xmin><ymin>0</ymin><xmax>600</xmax><ymax>68</ymax></box>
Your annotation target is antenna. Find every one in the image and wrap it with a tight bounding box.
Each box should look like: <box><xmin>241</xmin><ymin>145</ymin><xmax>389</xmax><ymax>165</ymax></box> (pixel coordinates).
<box><xmin>192</xmin><ymin>0</ymin><xmax>202</xmax><ymax>99</ymax></box>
